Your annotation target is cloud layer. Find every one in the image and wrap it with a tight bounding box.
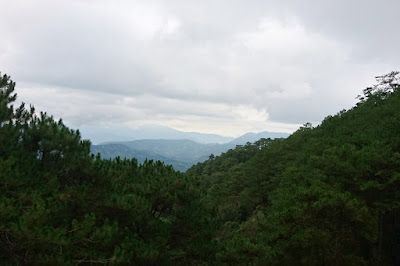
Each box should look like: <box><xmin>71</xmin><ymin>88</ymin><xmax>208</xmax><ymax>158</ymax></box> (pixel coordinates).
<box><xmin>1</xmin><ymin>0</ymin><xmax>399</xmax><ymax>136</ymax></box>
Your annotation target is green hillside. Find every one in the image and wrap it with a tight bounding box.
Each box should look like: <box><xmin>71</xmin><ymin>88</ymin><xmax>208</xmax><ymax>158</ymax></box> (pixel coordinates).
<box><xmin>186</xmin><ymin>71</ymin><xmax>400</xmax><ymax>265</ymax></box>
<box><xmin>1</xmin><ymin>71</ymin><xmax>399</xmax><ymax>265</ymax></box>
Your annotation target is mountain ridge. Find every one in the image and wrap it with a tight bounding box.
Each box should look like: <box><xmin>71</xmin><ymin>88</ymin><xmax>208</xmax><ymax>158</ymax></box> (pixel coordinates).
<box><xmin>91</xmin><ymin>131</ymin><xmax>289</xmax><ymax>171</ymax></box>
<box><xmin>80</xmin><ymin>124</ymin><xmax>236</xmax><ymax>144</ymax></box>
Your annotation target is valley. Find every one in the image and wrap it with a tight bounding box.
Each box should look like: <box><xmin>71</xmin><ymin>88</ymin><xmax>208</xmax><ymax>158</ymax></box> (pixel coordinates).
<box><xmin>91</xmin><ymin>131</ymin><xmax>289</xmax><ymax>171</ymax></box>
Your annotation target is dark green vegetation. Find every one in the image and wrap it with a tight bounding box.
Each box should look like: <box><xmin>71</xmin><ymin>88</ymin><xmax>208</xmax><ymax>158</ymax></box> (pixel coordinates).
<box><xmin>92</xmin><ymin>132</ymin><xmax>289</xmax><ymax>172</ymax></box>
<box><xmin>1</xmin><ymin>71</ymin><xmax>400</xmax><ymax>265</ymax></box>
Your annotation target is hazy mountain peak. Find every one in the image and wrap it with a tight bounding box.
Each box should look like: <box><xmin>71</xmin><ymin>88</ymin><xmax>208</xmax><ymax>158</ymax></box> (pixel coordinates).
<box><xmin>229</xmin><ymin>131</ymin><xmax>290</xmax><ymax>145</ymax></box>
<box><xmin>79</xmin><ymin>124</ymin><xmax>235</xmax><ymax>144</ymax></box>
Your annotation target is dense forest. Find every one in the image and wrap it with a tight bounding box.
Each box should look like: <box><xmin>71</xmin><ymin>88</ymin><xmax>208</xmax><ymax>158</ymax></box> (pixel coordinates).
<box><xmin>1</xmin><ymin>71</ymin><xmax>399</xmax><ymax>265</ymax></box>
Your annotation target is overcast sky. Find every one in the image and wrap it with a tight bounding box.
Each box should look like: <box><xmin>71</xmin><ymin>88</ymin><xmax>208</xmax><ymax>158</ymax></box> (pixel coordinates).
<box><xmin>1</xmin><ymin>0</ymin><xmax>399</xmax><ymax>137</ymax></box>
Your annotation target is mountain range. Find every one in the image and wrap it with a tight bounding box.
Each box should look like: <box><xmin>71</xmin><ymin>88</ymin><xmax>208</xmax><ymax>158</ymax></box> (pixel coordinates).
<box><xmin>80</xmin><ymin>124</ymin><xmax>234</xmax><ymax>144</ymax></box>
<box><xmin>90</xmin><ymin>128</ymin><xmax>290</xmax><ymax>172</ymax></box>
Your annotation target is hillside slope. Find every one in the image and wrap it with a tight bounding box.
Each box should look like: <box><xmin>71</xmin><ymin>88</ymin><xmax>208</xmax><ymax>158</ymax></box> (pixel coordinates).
<box><xmin>186</xmin><ymin>72</ymin><xmax>400</xmax><ymax>265</ymax></box>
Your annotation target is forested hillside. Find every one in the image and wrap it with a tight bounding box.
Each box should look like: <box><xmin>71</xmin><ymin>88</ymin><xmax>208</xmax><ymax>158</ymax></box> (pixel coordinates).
<box><xmin>187</xmin><ymin>71</ymin><xmax>400</xmax><ymax>265</ymax></box>
<box><xmin>1</xmin><ymin>71</ymin><xmax>400</xmax><ymax>265</ymax></box>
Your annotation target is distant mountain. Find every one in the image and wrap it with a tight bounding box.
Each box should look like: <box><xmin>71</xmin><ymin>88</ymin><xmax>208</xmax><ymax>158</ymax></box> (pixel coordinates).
<box><xmin>228</xmin><ymin>131</ymin><xmax>290</xmax><ymax>145</ymax></box>
<box><xmin>80</xmin><ymin>124</ymin><xmax>234</xmax><ymax>144</ymax></box>
<box><xmin>92</xmin><ymin>139</ymin><xmax>231</xmax><ymax>172</ymax></box>
<box><xmin>91</xmin><ymin>131</ymin><xmax>290</xmax><ymax>172</ymax></box>
<box><xmin>91</xmin><ymin>143</ymin><xmax>193</xmax><ymax>172</ymax></box>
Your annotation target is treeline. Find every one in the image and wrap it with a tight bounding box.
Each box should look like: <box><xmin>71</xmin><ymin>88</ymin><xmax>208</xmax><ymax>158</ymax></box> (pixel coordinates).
<box><xmin>1</xmin><ymin>71</ymin><xmax>400</xmax><ymax>265</ymax></box>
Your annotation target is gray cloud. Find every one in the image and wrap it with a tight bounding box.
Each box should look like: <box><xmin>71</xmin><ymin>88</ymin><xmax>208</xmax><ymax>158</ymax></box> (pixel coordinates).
<box><xmin>1</xmin><ymin>0</ymin><xmax>399</xmax><ymax>136</ymax></box>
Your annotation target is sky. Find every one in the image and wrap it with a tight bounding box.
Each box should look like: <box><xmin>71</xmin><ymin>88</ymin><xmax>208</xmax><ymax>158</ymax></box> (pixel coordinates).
<box><xmin>1</xmin><ymin>0</ymin><xmax>399</xmax><ymax>137</ymax></box>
